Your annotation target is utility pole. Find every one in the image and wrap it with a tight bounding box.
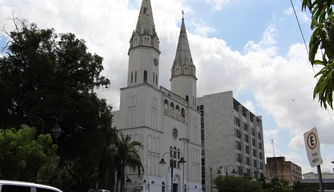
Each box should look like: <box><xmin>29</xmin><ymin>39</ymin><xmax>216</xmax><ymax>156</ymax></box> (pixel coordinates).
<box><xmin>271</xmin><ymin>139</ymin><xmax>275</xmax><ymax>157</ymax></box>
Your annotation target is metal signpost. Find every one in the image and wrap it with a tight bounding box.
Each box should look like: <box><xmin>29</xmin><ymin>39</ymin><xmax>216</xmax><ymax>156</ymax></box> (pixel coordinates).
<box><xmin>304</xmin><ymin>127</ymin><xmax>324</xmax><ymax>192</ymax></box>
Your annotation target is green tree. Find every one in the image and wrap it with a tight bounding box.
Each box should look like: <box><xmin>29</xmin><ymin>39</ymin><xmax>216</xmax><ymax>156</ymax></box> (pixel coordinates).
<box><xmin>0</xmin><ymin>16</ymin><xmax>113</xmax><ymax>191</ymax></box>
<box><xmin>265</xmin><ymin>177</ymin><xmax>292</xmax><ymax>192</ymax></box>
<box><xmin>214</xmin><ymin>175</ymin><xmax>263</xmax><ymax>192</ymax></box>
<box><xmin>114</xmin><ymin>133</ymin><xmax>144</xmax><ymax>192</ymax></box>
<box><xmin>0</xmin><ymin>126</ymin><xmax>59</xmax><ymax>181</ymax></box>
<box><xmin>301</xmin><ymin>0</ymin><xmax>334</xmax><ymax>109</ymax></box>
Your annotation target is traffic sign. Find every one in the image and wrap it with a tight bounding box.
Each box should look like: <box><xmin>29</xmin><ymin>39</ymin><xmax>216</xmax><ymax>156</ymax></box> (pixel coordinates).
<box><xmin>304</xmin><ymin>127</ymin><xmax>323</xmax><ymax>167</ymax></box>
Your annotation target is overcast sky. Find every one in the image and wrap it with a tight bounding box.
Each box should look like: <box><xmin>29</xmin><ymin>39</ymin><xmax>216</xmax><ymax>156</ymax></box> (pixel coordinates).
<box><xmin>1</xmin><ymin>0</ymin><xmax>333</xmax><ymax>174</ymax></box>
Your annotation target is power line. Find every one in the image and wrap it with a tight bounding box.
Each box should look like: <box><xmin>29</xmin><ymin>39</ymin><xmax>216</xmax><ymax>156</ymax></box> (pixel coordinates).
<box><xmin>289</xmin><ymin>0</ymin><xmax>334</xmax><ymax>127</ymax></box>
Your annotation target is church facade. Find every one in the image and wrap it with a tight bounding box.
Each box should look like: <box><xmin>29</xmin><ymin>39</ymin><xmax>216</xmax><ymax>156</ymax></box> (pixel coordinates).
<box><xmin>112</xmin><ymin>0</ymin><xmax>202</xmax><ymax>192</ymax></box>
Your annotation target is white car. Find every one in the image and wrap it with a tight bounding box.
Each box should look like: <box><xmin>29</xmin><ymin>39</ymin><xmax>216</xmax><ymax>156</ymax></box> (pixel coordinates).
<box><xmin>0</xmin><ymin>180</ymin><xmax>62</xmax><ymax>192</ymax></box>
<box><xmin>88</xmin><ymin>189</ymin><xmax>110</xmax><ymax>192</ymax></box>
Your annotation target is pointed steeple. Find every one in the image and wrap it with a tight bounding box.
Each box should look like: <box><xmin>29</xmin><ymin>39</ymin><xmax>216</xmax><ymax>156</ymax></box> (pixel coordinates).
<box><xmin>171</xmin><ymin>15</ymin><xmax>196</xmax><ymax>79</ymax></box>
<box><xmin>129</xmin><ymin>0</ymin><xmax>159</xmax><ymax>51</ymax></box>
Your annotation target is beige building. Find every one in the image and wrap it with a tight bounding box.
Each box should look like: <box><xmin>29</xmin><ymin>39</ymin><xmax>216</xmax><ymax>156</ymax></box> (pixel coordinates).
<box><xmin>266</xmin><ymin>156</ymin><xmax>302</xmax><ymax>183</ymax></box>
<box><xmin>197</xmin><ymin>91</ymin><xmax>266</xmax><ymax>192</ymax></box>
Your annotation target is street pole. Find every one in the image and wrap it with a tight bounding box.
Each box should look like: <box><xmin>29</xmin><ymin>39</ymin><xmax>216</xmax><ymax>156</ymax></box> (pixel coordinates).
<box><xmin>171</xmin><ymin>164</ymin><xmax>173</xmax><ymax>192</ymax></box>
<box><xmin>317</xmin><ymin>165</ymin><xmax>324</xmax><ymax>192</ymax></box>
<box><xmin>210</xmin><ymin>168</ymin><xmax>212</xmax><ymax>192</ymax></box>
<box><xmin>180</xmin><ymin>138</ymin><xmax>189</xmax><ymax>192</ymax></box>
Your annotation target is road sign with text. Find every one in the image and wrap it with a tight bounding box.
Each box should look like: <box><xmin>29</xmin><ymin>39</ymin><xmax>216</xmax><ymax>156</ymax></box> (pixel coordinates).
<box><xmin>304</xmin><ymin>127</ymin><xmax>323</xmax><ymax>167</ymax></box>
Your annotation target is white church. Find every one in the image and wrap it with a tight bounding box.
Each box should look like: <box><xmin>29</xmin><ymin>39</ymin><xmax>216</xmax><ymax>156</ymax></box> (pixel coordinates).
<box><xmin>112</xmin><ymin>0</ymin><xmax>202</xmax><ymax>191</ymax></box>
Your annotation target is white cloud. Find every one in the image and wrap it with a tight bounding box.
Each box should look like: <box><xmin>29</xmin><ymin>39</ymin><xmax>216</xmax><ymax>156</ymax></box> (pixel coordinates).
<box><xmin>283</xmin><ymin>6</ymin><xmax>310</xmax><ymax>24</ymax></box>
<box><xmin>191</xmin><ymin>22</ymin><xmax>215</xmax><ymax>37</ymax></box>
<box><xmin>242</xmin><ymin>100</ymin><xmax>256</xmax><ymax>113</ymax></box>
<box><xmin>1</xmin><ymin>0</ymin><xmax>333</xmax><ymax>174</ymax></box>
<box><xmin>202</xmin><ymin>0</ymin><xmax>231</xmax><ymax>10</ymax></box>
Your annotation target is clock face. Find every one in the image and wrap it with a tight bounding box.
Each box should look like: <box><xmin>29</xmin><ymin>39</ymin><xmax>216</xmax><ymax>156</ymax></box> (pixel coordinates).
<box><xmin>172</xmin><ymin>128</ymin><xmax>178</xmax><ymax>139</ymax></box>
<box><xmin>154</xmin><ymin>58</ymin><xmax>158</xmax><ymax>66</ymax></box>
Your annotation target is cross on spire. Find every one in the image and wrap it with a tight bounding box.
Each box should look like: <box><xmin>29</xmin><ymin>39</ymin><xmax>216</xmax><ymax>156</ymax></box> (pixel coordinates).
<box><xmin>182</xmin><ymin>10</ymin><xmax>185</xmax><ymax>18</ymax></box>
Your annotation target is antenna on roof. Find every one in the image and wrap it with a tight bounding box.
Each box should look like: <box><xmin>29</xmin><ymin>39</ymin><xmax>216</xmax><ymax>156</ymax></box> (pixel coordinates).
<box><xmin>271</xmin><ymin>138</ymin><xmax>275</xmax><ymax>157</ymax></box>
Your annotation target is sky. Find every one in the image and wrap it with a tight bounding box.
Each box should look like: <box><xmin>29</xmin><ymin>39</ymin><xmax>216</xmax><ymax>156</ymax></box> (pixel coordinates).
<box><xmin>0</xmin><ymin>0</ymin><xmax>333</xmax><ymax>175</ymax></box>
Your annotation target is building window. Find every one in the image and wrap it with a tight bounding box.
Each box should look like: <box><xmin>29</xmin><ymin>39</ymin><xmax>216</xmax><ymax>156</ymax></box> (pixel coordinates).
<box><xmin>170</xmin><ymin>102</ymin><xmax>175</xmax><ymax>117</ymax></box>
<box><xmin>238</xmin><ymin>166</ymin><xmax>243</xmax><ymax>175</ymax></box>
<box><xmin>181</xmin><ymin>108</ymin><xmax>185</xmax><ymax>122</ymax></box>
<box><xmin>156</xmin><ymin>74</ymin><xmax>158</xmax><ymax>85</ymax></box>
<box><xmin>245</xmin><ymin>135</ymin><xmax>249</xmax><ymax>143</ymax></box>
<box><xmin>258</xmin><ymin>142</ymin><xmax>262</xmax><ymax>150</ymax></box>
<box><xmin>235</xmin><ymin>128</ymin><xmax>241</xmax><ymax>138</ymax></box>
<box><xmin>258</xmin><ymin>132</ymin><xmax>261</xmax><ymax>139</ymax></box>
<box><xmin>253</xmin><ymin>149</ymin><xmax>257</xmax><ymax>157</ymax></box>
<box><xmin>153</xmin><ymin>73</ymin><xmax>155</xmax><ymax>84</ymax></box>
<box><xmin>235</xmin><ymin>141</ymin><xmax>241</xmax><ymax>151</ymax></box>
<box><xmin>246</xmin><ymin>157</ymin><xmax>250</xmax><ymax>165</ymax></box>
<box><xmin>244</xmin><ymin>123</ymin><xmax>248</xmax><ymax>131</ymax></box>
<box><xmin>234</xmin><ymin>117</ymin><xmax>240</xmax><ymax>127</ymax></box>
<box><xmin>252</xmin><ymin>138</ymin><xmax>255</xmax><ymax>146</ymax></box>
<box><xmin>186</xmin><ymin>95</ymin><xmax>189</xmax><ymax>102</ymax></box>
<box><xmin>164</xmin><ymin>99</ymin><xmax>169</xmax><ymax>115</ymax></box>
<box><xmin>251</xmin><ymin>128</ymin><xmax>255</xmax><ymax>136</ymax></box>
<box><xmin>131</xmin><ymin>72</ymin><xmax>133</xmax><ymax>83</ymax></box>
<box><xmin>245</xmin><ymin>145</ymin><xmax>249</xmax><ymax>154</ymax></box>
<box><xmin>237</xmin><ymin>153</ymin><xmax>242</xmax><ymax>163</ymax></box>
<box><xmin>135</xmin><ymin>71</ymin><xmax>137</xmax><ymax>82</ymax></box>
<box><xmin>144</xmin><ymin>70</ymin><xmax>147</xmax><ymax>83</ymax></box>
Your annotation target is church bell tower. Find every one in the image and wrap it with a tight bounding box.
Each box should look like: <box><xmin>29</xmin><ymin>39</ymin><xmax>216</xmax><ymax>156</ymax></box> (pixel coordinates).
<box><xmin>127</xmin><ymin>0</ymin><xmax>160</xmax><ymax>88</ymax></box>
<box><xmin>170</xmin><ymin>15</ymin><xmax>197</xmax><ymax>108</ymax></box>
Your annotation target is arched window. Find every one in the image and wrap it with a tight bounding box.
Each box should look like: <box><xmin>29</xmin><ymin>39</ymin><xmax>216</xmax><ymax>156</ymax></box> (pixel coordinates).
<box><xmin>181</xmin><ymin>108</ymin><xmax>185</xmax><ymax>122</ymax></box>
<box><xmin>173</xmin><ymin>147</ymin><xmax>177</xmax><ymax>168</ymax></box>
<box><xmin>144</xmin><ymin>70</ymin><xmax>147</xmax><ymax>83</ymax></box>
<box><xmin>175</xmin><ymin>105</ymin><xmax>180</xmax><ymax>120</ymax></box>
<box><xmin>164</xmin><ymin>99</ymin><xmax>169</xmax><ymax>115</ymax></box>
<box><xmin>177</xmin><ymin>148</ymin><xmax>181</xmax><ymax>168</ymax></box>
<box><xmin>169</xmin><ymin>146</ymin><xmax>173</xmax><ymax>167</ymax></box>
<box><xmin>156</xmin><ymin>74</ymin><xmax>158</xmax><ymax>85</ymax></box>
<box><xmin>170</xmin><ymin>102</ymin><xmax>174</xmax><ymax>117</ymax></box>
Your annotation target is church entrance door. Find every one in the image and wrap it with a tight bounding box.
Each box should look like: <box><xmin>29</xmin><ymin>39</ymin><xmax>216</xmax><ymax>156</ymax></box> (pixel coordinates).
<box><xmin>173</xmin><ymin>183</ymin><xmax>178</xmax><ymax>192</ymax></box>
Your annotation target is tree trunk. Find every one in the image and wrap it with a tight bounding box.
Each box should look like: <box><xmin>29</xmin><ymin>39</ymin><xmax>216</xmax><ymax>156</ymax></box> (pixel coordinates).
<box><xmin>98</xmin><ymin>149</ymin><xmax>109</xmax><ymax>188</ymax></box>
<box><xmin>116</xmin><ymin>171</ymin><xmax>120</xmax><ymax>192</ymax></box>
<box><xmin>107</xmin><ymin>167</ymin><xmax>116</xmax><ymax>192</ymax></box>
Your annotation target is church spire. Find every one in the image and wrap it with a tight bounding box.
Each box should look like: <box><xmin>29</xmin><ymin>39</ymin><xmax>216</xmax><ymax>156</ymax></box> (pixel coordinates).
<box><xmin>171</xmin><ymin>13</ymin><xmax>196</xmax><ymax>79</ymax></box>
<box><xmin>129</xmin><ymin>0</ymin><xmax>159</xmax><ymax>51</ymax></box>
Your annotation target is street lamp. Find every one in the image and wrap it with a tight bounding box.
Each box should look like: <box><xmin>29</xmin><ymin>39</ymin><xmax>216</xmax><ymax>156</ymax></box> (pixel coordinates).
<box><xmin>210</xmin><ymin>165</ymin><xmax>236</xmax><ymax>192</ymax></box>
<box><xmin>159</xmin><ymin>150</ymin><xmax>186</xmax><ymax>192</ymax></box>
<box><xmin>34</xmin><ymin>116</ymin><xmax>63</xmax><ymax>139</ymax></box>
<box><xmin>179</xmin><ymin>138</ymin><xmax>189</xmax><ymax>192</ymax></box>
<box><xmin>216</xmin><ymin>165</ymin><xmax>237</xmax><ymax>176</ymax></box>
<box><xmin>143</xmin><ymin>177</ymin><xmax>150</xmax><ymax>192</ymax></box>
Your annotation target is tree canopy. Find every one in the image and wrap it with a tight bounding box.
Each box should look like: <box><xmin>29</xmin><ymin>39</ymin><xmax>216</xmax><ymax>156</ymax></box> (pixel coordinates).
<box><xmin>214</xmin><ymin>175</ymin><xmax>263</xmax><ymax>192</ymax></box>
<box><xmin>301</xmin><ymin>0</ymin><xmax>334</xmax><ymax>109</ymax></box>
<box><xmin>0</xmin><ymin>17</ymin><xmax>114</xmax><ymax>191</ymax></box>
<box><xmin>0</xmin><ymin>126</ymin><xmax>59</xmax><ymax>181</ymax></box>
